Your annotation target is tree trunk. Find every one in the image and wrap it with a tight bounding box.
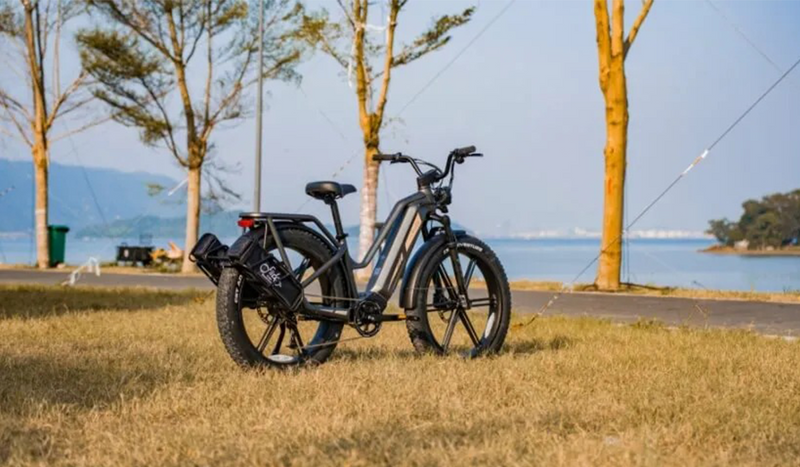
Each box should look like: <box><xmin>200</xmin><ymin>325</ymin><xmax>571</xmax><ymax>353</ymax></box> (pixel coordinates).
<box><xmin>33</xmin><ymin>144</ymin><xmax>50</xmax><ymax>268</ymax></box>
<box><xmin>595</xmin><ymin>59</ymin><xmax>629</xmax><ymax>291</ymax></box>
<box><xmin>23</xmin><ymin>2</ymin><xmax>51</xmax><ymax>268</ymax></box>
<box><xmin>356</xmin><ymin>144</ymin><xmax>380</xmax><ymax>280</ymax></box>
<box><xmin>593</xmin><ymin>0</ymin><xmax>653</xmax><ymax>290</ymax></box>
<box><xmin>181</xmin><ymin>166</ymin><xmax>201</xmax><ymax>273</ymax></box>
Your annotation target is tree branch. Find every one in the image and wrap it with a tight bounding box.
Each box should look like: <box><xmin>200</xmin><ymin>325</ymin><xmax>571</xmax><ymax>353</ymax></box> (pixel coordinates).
<box><xmin>49</xmin><ymin>113</ymin><xmax>113</xmax><ymax>142</ymax></box>
<box><xmin>353</xmin><ymin>0</ymin><xmax>369</xmax><ymax>125</ymax></box>
<box><xmin>298</xmin><ymin>11</ymin><xmax>348</xmax><ymax>69</ymax></box>
<box><xmin>624</xmin><ymin>0</ymin><xmax>654</xmax><ymax>59</ymax></box>
<box><xmin>392</xmin><ymin>7</ymin><xmax>474</xmax><ymax>69</ymax></box>
<box><xmin>46</xmin><ymin>70</ymin><xmax>88</xmax><ymax>129</ymax></box>
<box><xmin>53</xmin><ymin>0</ymin><xmax>62</xmax><ymax>99</ymax></box>
<box><xmin>202</xmin><ymin>0</ymin><xmax>213</xmax><ymax>135</ymax></box>
<box><xmin>335</xmin><ymin>0</ymin><xmax>355</xmax><ymax>29</ymax></box>
<box><xmin>91</xmin><ymin>0</ymin><xmax>177</xmax><ymax>62</ymax></box>
<box><xmin>140</xmin><ymin>78</ymin><xmax>183</xmax><ymax>165</ymax></box>
<box><xmin>0</xmin><ymin>89</ymin><xmax>32</xmax><ymax>120</ymax></box>
<box><xmin>50</xmin><ymin>93</ymin><xmax>92</xmax><ymax>119</ymax></box>
<box><xmin>594</xmin><ymin>0</ymin><xmax>612</xmax><ymax>93</ymax></box>
<box><xmin>0</xmin><ymin>124</ymin><xmax>20</xmax><ymax>140</ymax></box>
<box><xmin>610</xmin><ymin>0</ymin><xmax>625</xmax><ymax>61</ymax></box>
<box><xmin>0</xmin><ymin>106</ymin><xmax>33</xmax><ymax>146</ymax></box>
<box><xmin>317</xmin><ymin>33</ymin><xmax>348</xmax><ymax>69</ymax></box>
<box><xmin>373</xmin><ymin>1</ymin><xmax>399</xmax><ymax>127</ymax></box>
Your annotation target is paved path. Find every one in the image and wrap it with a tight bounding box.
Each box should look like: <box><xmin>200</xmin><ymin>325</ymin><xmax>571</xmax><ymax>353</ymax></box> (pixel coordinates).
<box><xmin>2</xmin><ymin>269</ymin><xmax>799</xmax><ymax>335</ymax></box>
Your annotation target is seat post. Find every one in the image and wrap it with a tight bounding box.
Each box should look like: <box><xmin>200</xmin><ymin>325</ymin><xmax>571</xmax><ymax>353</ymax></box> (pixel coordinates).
<box><xmin>325</xmin><ymin>198</ymin><xmax>347</xmax><ymax>241</ymax></box>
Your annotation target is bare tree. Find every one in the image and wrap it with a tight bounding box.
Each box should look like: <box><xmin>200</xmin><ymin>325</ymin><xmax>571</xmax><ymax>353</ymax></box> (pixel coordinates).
<box><xmin>0</xmin><ymin>0</ymin><xmax>97</xmax><ymax>268</ymax></box>
<box><xmin>593</xmin><ymin>0</ymin><xmax>653</xmax><ymax>290</ymax></box>
<box><xmin>78</xmin><ymin>0</ymin><xmax>303</xmax><ymax>272</ymax></box>
<box><xmin>299</xmin><ymin>0</ymin><xmax>473</xmax><ymax>278</ymax></box>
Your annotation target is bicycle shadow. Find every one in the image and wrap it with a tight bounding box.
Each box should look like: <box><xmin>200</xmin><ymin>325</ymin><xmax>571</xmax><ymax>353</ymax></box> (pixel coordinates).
<box><xmin>332</xmin><ymin>346</ymin><xmax>421</xmax><ymax>362</ymax></box>
<box><xmin>330</xmin><ymin>335</ymin><xmax>574</xmax><ymax>362</ymax></box>
<box><xmin>504</xmin><ymin>335</ymin><xmax>575</xmax><ymax>354</ymax></box>
<box><xmin>0</xmin><ymin>285</ymin><xmax>205</xmax><ymax>320</ymax></box>
<box><xmin>0</xmin><ymin>352</ymin><xmax>172</xmax><ymax>415</ymax></box>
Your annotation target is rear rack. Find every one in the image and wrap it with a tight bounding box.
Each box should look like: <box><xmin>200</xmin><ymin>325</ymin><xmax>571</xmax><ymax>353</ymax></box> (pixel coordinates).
<box><xmin>237</xmin><ymin>212</ymin><xmax>339</xmax><ymax>246</ymax></box>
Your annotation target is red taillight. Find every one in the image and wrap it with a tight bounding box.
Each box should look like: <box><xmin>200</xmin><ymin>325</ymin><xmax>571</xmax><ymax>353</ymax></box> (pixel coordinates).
<box><xmin>237</xmin><ymin>218</ymin><xmax>255</xmax><ymax>228</ymax></box>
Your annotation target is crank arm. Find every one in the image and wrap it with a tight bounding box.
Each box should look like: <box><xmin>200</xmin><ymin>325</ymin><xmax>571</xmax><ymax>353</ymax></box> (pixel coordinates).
<box><xmin>362</xmin><ymin>313</ymin><xmax>420</xmax><ymax>323</ymax></box>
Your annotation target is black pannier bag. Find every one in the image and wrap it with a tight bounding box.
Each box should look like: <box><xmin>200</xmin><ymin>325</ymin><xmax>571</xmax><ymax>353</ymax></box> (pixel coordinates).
<box><xmin>190</xmin><ymin>233</ymin><xmax>229</xmax><ymax>285</ymax></box>
<box><xmin>226</xmin><ymin>234</ymin><xmax>304</xmax><ymax>310</ymax></box>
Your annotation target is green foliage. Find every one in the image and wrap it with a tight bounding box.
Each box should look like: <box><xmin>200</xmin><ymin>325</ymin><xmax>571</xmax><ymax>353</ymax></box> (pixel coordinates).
<box><xmin>297</xmin><ymin>1</ymin><xmax>475</xmax><ymax>84</ymax></box>
<box><xmin>392</xmin><ymin>7</ymin><xmax>475</xmax><ymax>67</ymax></box>
<box><xmin>708</xmin><ymin>189</ymin><xmax>800</xmax><ymax>249</ymax></box>
<box><xmin>0</xmin><ymin>0</ymin><xmax>83</xmax><ymax>37</ymax></box>
<box><xmin>146</xmin><ymin>183</ymin><xmax>166</xmax><ymax>197</ymax></box>
<box><xmin>78</xmin><ymin>0</ymin><xmax>303</xmax><ymax>168</ymax></box>
<box><xmin>77</xmin><ymin>28</ymin><xmax>174</xmax><ymax>145</ymax></box>
<box><xmin>0</xmin><ymin>1</ymin><xmax>18</xmax><ymax>35</ymax></box>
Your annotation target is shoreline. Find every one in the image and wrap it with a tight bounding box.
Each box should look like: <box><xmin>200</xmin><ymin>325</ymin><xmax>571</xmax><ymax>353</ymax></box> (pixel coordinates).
<box><xmin>455</xmin><ymin>279</ymin><xmax>800</xmax><ymax>304</ymax></box>
<box><xmin>3</xmin><ymin>264</ymin><xmax>800</xmax><ymax>305</ymax></box>
<box><xmin>0</xmin><ymin>263</ymin><xmax>203</xmax><ymax>277</ymax></box>
<box><xmin>701</xmin><ymin>245</ymin><xmax>800</xmax><ymax>257</ymax></box>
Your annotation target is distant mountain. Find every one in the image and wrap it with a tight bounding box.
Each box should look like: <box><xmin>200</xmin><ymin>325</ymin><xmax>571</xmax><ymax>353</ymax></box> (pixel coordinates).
<box><xmin>78</xmin><ymin>213</ymin><xmax>361</xmax><ymax>240</ymax></box>
<box><xmin>77</xmin><ymin>212</ymin><xmax>471</xmax><ymax>241</ymax></box>
<box><xmin>77</xmin><ymin>211</ymin><xmax>244</xmax><ymax>239</ymax></box>
<box><xmin>0</xmin><ymin>159</ymin><xmax>184</xmax><ymax>232</ymax></box>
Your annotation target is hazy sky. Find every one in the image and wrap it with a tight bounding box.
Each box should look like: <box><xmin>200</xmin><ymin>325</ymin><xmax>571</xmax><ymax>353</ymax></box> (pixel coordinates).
<box><xmin>2</xmin><ymin>0</ymin><xmax>799</xmax><ymax>235</ymax></box>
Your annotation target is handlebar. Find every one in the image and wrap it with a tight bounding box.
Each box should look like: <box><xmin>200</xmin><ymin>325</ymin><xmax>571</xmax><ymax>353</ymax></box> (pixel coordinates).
<box><xmin>373</xmin><ymin>145</ymin><xmax>481</xmax><ymax>188</ymax></box>
<box><xmin>372</xmin><ymin>153</ymin><xmax>400</xmax><ymax>162</ymax></box>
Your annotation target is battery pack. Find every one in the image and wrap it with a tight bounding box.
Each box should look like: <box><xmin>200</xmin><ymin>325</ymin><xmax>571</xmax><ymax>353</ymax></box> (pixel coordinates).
<box><xmin>226</xmin><ymin>235</ymin><xmax>304</xmax><ymax>310</ymax></box>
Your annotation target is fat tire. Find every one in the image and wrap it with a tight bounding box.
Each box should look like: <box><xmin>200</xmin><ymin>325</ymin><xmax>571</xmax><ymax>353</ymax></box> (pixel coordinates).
<box><xmin>405</xmin><ymin>235</ymin><xmax>511</xmax><ymax>356</ymax></box>
<box><xmin>216</xmin><ymin>227</ymin><xmax>348</xmax><ymax>368</ymax></box>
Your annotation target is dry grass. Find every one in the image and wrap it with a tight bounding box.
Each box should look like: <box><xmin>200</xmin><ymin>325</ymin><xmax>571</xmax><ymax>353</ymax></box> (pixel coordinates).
<box><xmin>1</xmin><ymin>285</ymin><xmax>799</xmax><ymax>466</ymax></box>
<box><xmin>501</xmin><ymin>280</ymin><xmax>800</xmax><ymax>304</ymax></box>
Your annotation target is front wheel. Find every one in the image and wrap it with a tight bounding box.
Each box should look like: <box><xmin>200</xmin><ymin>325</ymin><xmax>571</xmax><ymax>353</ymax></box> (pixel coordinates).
<box><xmin>405</xmin><ymin>235</ymin><xmax>511</xmax><ymax>357</ymax></box>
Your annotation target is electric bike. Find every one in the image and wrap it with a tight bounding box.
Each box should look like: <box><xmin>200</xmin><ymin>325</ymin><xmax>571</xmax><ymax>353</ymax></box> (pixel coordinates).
<box><xmin>190</xmin><ymin>146</ymin><xmax>511</xmax><ymax>368</ymax></box>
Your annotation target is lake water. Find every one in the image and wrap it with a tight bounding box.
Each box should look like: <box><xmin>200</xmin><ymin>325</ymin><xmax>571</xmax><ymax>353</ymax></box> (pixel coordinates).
<box><xmin>1</xmin><ymin>235</ymin><xmax>799</xmax><ymax>293</ymax></box>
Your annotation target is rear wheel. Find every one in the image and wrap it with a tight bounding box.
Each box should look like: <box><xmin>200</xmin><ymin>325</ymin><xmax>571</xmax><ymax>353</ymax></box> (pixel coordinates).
<box><xmin>406</xmin><ymin>236</ymin><xmax>511</xmax><ymax>357</ymax></box>
<box><xmin>216</xmin><ymin>227</ymin><xmax>349</xmax><ymax>368</ymax></box>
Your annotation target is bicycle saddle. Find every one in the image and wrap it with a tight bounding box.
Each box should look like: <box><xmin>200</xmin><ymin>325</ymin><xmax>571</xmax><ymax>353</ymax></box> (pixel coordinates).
<box><xmin>305</xmin><ymin>181</ymin><xmax>357</xmax><ymax>200</ymax></box>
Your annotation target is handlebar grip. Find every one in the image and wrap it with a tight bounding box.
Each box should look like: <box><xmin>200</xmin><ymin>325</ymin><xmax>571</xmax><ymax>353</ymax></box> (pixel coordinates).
<box><xmin>372</xmin><ymin>153</ymin><xmax>396</xmax><ymax>162</ymax></box>
<box><xmin>453</xmin><ymin>145</ymin><xmax>476</xmax><ymax>156</ymax></box>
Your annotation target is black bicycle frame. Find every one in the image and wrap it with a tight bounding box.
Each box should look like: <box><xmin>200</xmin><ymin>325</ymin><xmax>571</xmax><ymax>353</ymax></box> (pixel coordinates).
<box><xmin>238</xmin><ymin>186</ymin><xmax>442</xmax><ymax>323</ymax></box>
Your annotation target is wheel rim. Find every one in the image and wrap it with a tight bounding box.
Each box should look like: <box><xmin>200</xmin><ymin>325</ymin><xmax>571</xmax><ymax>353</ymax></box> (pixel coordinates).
<box><xmin>423</xmin><ymin>249</ymin><xmax>501</xmax><ymax>356</ymax></box>
<box><xmin>238</xmin><ymin>246</ymin><xmax>339</xmax><ymax>365</ymax></box>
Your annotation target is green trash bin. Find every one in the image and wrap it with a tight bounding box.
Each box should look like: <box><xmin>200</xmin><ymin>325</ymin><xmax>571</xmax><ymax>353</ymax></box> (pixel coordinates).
<box><xmin>48</xmin><ymin>225</ymin><xmax>70</xmax><ymax>267</ymax></box>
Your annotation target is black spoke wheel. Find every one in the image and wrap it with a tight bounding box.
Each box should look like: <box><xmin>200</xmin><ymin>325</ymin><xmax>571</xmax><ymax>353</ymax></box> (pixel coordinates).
<box><xmin>216</xmin><ymin>227</ymin><xmax>350</xmax><ymax>369</ymax></box>
<box><xmin>406</xmin><ymin>235</ymin><xmax>511</xmax><ymax>357</ymax></box>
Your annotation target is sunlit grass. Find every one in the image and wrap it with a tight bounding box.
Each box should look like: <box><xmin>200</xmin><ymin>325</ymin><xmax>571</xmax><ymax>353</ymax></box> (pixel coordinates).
<box><xmin>1</xmin><ymin>284</ymin><xmax>799</xmax><ymax>466</ymax></box>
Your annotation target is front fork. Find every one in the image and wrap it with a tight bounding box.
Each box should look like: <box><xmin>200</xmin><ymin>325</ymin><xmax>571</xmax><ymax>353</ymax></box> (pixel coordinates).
<box><xmin>428</xmin><ymin>213</ymin><xmax>470</xmax><ymax>305</ymax></box>
<box><xmin>428</xmin><ymin>213</ymin><xmax>480</xmax><ymax>349</ymax></box>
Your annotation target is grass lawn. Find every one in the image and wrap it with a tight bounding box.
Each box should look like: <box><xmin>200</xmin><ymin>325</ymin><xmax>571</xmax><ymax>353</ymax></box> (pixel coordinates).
<box><xmin>1</xmin><ymin>284</ymin><xmax>799</xmax><ymax>466</ymax></box>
